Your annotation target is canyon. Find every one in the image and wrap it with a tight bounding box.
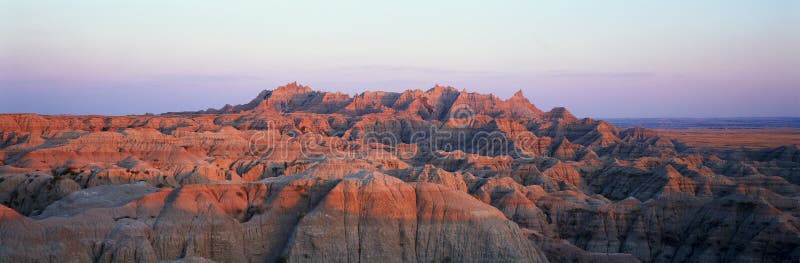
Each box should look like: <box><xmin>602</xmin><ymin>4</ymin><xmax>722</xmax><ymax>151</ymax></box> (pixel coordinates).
<box><xmin>1</xmin><ymin>82</ymin><xmax>798</xmax><ymax>262</ymax></box>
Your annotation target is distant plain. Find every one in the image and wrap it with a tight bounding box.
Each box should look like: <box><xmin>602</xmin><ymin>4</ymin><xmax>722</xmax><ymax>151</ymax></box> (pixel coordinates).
<box><xmin>607</xmin><ymin>117</ymin><xmax>800</xmax><ymax>150</ymax></box>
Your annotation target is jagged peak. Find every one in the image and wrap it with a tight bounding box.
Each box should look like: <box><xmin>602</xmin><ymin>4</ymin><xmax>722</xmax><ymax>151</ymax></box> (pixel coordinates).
<box><xmin>549</xmin><ymin>107</ymin><xmax>571</xmax><ymax>114</ymax></box>
<box><xmin>356</xmin><ymin>90</ymin><xmax>392</xmax><ymax>97</ymax></box>
<box><xmin>513</xmin><ymin>89</ymin><xmax>524</xmax><ymax>98</ymax></box>
<box><xmin>505</xmin><ymin>89</ymin><xmax>534</xmax><ymax>104</ymax></box>
<box><xmin>274</xmin><ymin>81</ymin><xmax>313</xmax><ymax>94</ymax></box>
<box><xmin>545</xmin><ymin>107</ymin><xmax>577</xmax><ymax>121</ymax></box>
<box><xmin>254</xmin><ymin>89</ymin><xmax>272</xmax><ymax>100</ymax></box>
<box><xmin>427</xmin><ymin>84</ymin><xmax>459</xmax><ymax>93</ymax></box>
<box><xmin>177</xmin><ymin>83</ymin><xmax>562</xmax><ymax>120</ymax></box>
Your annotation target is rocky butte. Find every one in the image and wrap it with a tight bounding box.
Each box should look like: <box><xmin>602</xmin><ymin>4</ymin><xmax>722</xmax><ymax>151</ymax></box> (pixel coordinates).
<box><xmin>0</xmin><ymin>82</ymin><xmax>798</xmax><ymax>262</ymax></box>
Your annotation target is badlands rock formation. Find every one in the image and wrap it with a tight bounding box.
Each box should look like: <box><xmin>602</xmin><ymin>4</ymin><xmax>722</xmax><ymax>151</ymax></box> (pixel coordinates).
<box><xmin>1</xmin><ymin>82</ymin><xmax>798</xmax><ymax>262</ymax></box>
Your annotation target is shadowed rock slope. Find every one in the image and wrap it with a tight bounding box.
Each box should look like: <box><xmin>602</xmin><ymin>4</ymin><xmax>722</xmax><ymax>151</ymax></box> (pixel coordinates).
<box><xmin>1</xmin><ymin>83</ymin><xmax>798</xmax><ymax>262</ymax></box>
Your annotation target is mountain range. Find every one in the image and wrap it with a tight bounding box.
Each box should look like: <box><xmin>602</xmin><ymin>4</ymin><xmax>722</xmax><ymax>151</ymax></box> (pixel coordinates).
<box><xmin>1</xmin><ymin>82</ymin><xmax>798</xmax><ymax>262</ymax></box>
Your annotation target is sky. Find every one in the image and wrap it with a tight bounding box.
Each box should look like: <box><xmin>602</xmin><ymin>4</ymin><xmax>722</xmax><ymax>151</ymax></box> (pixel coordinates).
<box><xmin>1</xmin><ymin>0</ymin><xmax>798</xmax><ymax>118</ymax></box>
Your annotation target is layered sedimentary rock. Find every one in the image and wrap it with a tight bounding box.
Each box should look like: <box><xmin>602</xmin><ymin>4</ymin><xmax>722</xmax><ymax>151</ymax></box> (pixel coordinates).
<box><xmin>1</xmin><ymin>83</ymin><xmax>798</xmax><ymax>262</ymax></box>
<box><xmin>1</xmin><ymin>170</ymin><xmax>547</xmax><ymax>262</ymax></box>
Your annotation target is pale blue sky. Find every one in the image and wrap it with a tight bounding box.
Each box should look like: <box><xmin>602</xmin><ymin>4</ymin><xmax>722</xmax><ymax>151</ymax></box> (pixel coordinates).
<box><xmin>1</xmin><ymin>0</ymin><xmax>798</xmax><ymax>117</ymax></box>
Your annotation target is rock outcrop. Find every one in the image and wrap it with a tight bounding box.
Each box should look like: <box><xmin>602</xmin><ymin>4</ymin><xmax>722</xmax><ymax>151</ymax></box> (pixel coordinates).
<box><xmin>0</xmin><ymin>170</ymin><xmax>548</xmax><ymax>262</ymax></box>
